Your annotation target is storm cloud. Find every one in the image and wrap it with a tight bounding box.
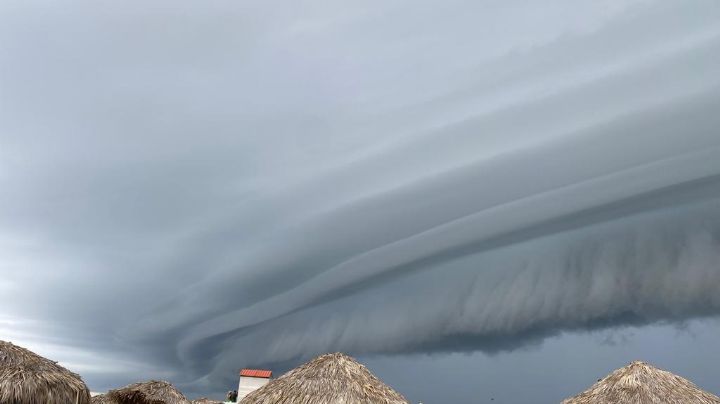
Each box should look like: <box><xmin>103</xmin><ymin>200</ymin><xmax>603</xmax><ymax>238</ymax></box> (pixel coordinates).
<box><xmin>1</xmin><ymin>0</ymin><xmax>720</xmax><ymax>402</ymax></box>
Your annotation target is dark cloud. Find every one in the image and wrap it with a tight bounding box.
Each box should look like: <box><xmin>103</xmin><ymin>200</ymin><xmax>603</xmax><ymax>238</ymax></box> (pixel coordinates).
<box><xmin>1</xmin><ymin>0</ymin><xmax>720</xmax><ymax>402</ymax></box>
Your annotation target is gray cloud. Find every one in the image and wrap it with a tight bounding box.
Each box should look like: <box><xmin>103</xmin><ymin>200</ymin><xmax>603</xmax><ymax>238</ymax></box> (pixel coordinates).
<box><xmin>1</xmin><ymin>0</ymin><xmax>720</xmax><ymax>402</ymax></box>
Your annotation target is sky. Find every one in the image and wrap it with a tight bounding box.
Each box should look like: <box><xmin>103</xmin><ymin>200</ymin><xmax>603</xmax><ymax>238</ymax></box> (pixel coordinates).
<box><xmin>1</xmin><ymin>0</ymin><xmax>720</xmax><ymax>403</ymax></box>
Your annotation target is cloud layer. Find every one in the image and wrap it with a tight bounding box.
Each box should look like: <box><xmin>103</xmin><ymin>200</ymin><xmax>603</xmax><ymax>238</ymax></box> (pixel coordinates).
<box><xmin>1</xmin><ymin>0</ymin><xmax>720</xmax><ymax>399</ymax></box>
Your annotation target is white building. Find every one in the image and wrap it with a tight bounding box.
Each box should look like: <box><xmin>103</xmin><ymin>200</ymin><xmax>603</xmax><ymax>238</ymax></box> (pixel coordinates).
<box><xmin>237</xmin><ymin>369</ymin><xmax>272</xmax><ymax>402</ymax></box>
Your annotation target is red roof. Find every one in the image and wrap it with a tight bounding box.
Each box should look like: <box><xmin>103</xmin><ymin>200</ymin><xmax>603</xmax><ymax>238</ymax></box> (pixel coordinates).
<box><xmin>239</xmin><ymin>369</ymin><xmax>272</xmax><ymax>378</ymax></box>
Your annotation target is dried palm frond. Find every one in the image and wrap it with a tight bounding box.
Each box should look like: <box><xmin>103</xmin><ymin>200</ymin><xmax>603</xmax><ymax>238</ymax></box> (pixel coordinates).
<box><xmin>562</xmin><ymin>360</ymin><xmax>720</xmax><ymax>403</ymax></box>
<box><xmin>191</xmin><ymin>398</ymin><xmax>222</xmax><ymax>404</ymax></box>
<box><xmin>240</xmin><ymin>352</ymin><xmax>409</xmax><ymax>404</ymax></box>
<box><xmin>0</xmin><ymin>340</ymin><xmax>91</xmax><ymax>404</ymax></box>
<box><xmin>108</xmin><ymin>380</ymin><xmax>190</xmax><ymax>404</ymax></box>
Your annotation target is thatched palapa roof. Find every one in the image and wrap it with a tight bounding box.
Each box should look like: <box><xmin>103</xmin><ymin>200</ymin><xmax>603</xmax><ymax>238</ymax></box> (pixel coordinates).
<box><xmin>240</xmin><ymin>352</ymin><xmax>409</xmax><ymax>404</ymax></box>
<box><xmin>0</xmin><ymin>340</ymin><xmax>91</xmax><ymax>404</ymax></box>
<box><xmin>108</xmin><ymin>380</ymin><xmax>191</xmax><ymax>404</ymax></box>
<box><xmin>91</xmin><ymin>393</ymin><xmax>116</xmax><ymax>404</ymax></box>
<box><xmin>191</xmin><ymin>398</ymin><xmax>222</xmax><ymax>404</ymax></box>
<box><xmin>562</xmin><ymin>360</ymin><xmax>720</xmax><ymax>404</ymax></box>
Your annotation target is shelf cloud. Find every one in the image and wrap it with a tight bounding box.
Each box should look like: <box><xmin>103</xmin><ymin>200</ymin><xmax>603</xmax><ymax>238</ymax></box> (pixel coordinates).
<box><xmin>1</xmin><ymin>0</ymin><xmax>719</xmax><ymax>399</ymax></box>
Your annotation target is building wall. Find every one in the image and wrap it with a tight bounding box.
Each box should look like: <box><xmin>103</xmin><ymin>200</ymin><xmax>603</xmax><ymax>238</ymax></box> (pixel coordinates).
<box><xmin>237</xmin><ymin>376</ymin><xmax>270</xmax><ymax>402</ymax></box>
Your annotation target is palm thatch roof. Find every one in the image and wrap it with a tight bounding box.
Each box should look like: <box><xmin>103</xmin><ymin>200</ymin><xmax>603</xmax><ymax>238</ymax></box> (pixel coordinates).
<box><xmin>92</xmin><ymin>394</ymin><xmax>116</xmax><ymax>404</ymax></box>
<box><xmin>0</xmin><ymin>340</ymin><xmax>91</xmax><ymax>404</ymax></box>
<box><xmin>562</xmin><ymin>360</ymin><xmax>720</xmax><ymax>404</ymax></box>
<box><xmin>108</xmin><ymin>380</ymin><xmax>191</xmax><ymax>404</ymax></box>
<box><xmin>191</xmin><ymin>398</ymin><xmax>221</xmax><ymax>404</ymax></box>
<box><xmin>240</xmin><ymin>352</ymin><xmax>409</xmax><ymax>404</ymax></box>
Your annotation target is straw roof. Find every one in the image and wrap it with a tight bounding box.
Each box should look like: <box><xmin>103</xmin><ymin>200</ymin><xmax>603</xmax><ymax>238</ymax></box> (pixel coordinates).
<box><xmin>191</xmin><ymin>399</ymin><xmax>221</xmax><ymax>404</ymax></box>
<box><xmin>562</xmin><ymin>360</ymin><xmax>720</xmax><ymax>404</ymax></box>
<box><xmin>0</xmin><ymin>340</ymin><xmax>91</xmax><ymax>404</ymax></box>
<box><xmin>92</xmin><ymin>394</ymin><xmax>116</xmax><ymax>404</ymax></box>
<box><xmin>240</xmin><ymin>352</ymin><xmax>409</xmax><ymax>404</ymax></box>
<box><xmin>108</xmin><ymin>380</ymin><xmax>191</xmax><ymax>404</ymax></box>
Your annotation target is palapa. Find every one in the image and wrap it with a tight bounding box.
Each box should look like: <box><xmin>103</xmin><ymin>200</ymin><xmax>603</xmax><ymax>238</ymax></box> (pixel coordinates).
<box><xmin>240</xmin><ymin>352</ymin><xmax>409</xmax><ymax>404</ymax></box>
<box><xmin>562</xmin><ymin>360</ymin><xmax>720</xmax><ymax>404</ymax></box>
<box><xmin>0</xmin><ymin>340</ymin><xmax>91</xmax><ymax>404</ymax></box>
<box><xmin>108</xmin><ymin>380</ymin><xmax>191</xmax><ymax>404</ymax></box>
<box><xmin>92</xmin><ymin>394</ymin><xmax>116</xmax><ymax>404</ymax></box>
<box><xmin>191</xmin><ymin>398</ymin><xmax>222</xmax><ymax>404</ymax></box>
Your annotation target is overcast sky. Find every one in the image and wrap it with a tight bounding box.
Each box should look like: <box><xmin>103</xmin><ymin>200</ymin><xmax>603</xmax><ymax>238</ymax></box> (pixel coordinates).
<box><xmin>1</xmin><ymin>1</ymin><xmax>720</xmax><ymax>403</ymax></box>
